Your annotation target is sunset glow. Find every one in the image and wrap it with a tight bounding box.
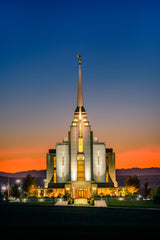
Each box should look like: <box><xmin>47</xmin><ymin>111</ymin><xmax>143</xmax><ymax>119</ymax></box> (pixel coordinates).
<box><xmin>0</xmin><ymin>145</ymin><xmax>160</xmax><ymax>173</ymax></box>
<box><xmin>1</xmin><ymin>1</ymin><xmax>160</xmax><ymax>173</ymax></box>
<box><xmin>116</xmin><ymin>145</ymin><xmax>160</xmax><ymax>169</ymax></box>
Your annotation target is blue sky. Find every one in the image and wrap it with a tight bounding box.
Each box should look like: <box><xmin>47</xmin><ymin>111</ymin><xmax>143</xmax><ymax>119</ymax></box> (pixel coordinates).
<box><xmin>0</xmin><ymin>0</ymin><xmax>160</xmax><ymax>171</ymax></box>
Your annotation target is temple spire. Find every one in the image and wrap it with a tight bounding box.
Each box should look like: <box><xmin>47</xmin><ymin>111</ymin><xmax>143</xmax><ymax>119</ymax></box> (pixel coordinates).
<box><xmin>76</xmin><ymin>55</ymin><xmax>85</xmax><ymax>112</ymax></box>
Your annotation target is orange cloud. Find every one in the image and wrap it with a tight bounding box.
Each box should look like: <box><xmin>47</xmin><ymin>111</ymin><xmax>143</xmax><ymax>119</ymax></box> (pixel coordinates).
<box><xmin>116</xmin><ymin>145</ymin><xmax>160</xmax><ymax>169</ymax></box>
<box><xmin>0</xmin><ymin>147</ymin><xmax>47</xmax><ymax>173</ymax></box>
<box><xmin>0</xmin><ymin>156</ymin><xmax>46</xmax><ymax>173</ymax></box>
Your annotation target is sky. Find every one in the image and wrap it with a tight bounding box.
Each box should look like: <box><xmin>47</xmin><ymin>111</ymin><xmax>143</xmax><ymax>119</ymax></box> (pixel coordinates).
<box><xmin>0</xmin><ymin>0</ymin><xmax>160</xmax><ymax>172</ymax></box>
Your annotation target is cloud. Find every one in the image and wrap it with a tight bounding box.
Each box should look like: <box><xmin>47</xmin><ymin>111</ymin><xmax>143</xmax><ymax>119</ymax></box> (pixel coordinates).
<box><xmin>0</xmin><ymin>147</ymin><xmax>47</xmax><ymax>172</ymax></box>
<box><xmin>117</xmin><ymin>145</ymin><xmax>160</xmax><ymax>169</ymax></box>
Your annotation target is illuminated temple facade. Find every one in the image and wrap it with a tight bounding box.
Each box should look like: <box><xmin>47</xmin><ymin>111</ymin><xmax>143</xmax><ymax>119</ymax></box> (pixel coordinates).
<box><xmin>45</xmin><ymin>56</ymin><xmax>118</xmax><ymax>199</ymax></box>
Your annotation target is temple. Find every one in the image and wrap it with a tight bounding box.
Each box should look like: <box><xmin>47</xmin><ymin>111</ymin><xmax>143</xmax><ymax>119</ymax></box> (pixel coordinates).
<box><xmin>44</xmin><ymin>56</ymin><xmax>118</xmax><ymax>199</ymax></box>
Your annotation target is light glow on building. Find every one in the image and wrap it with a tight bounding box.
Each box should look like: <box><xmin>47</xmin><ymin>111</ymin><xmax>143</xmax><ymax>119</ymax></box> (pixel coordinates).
<box><xmin>45</xmin><ymin>56</ymin><xmax>118</xmax><ymax>199</ymax></box>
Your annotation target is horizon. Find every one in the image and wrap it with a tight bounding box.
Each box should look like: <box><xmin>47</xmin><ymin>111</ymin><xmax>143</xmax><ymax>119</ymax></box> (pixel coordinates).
<box><xmin>1</xmin><ymin>1</ymin><xmax>160</xmax><ymax>172</ymax></box>
<box><xmin>1</xmin><ymin>166</ymin><xmax>160</xmax><ymax>175</ymax></box>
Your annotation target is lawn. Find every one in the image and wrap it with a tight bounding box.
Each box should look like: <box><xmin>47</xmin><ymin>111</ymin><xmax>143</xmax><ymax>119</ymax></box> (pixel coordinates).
<box><xmin>108</xmin><ymin>200</ymin><xmax>160</xmax><ymax>208</ymax></box>
<box><xmin>21</xmin><ymin>198</ymin><xmax>160</xmax><ymax>208</ymax></box>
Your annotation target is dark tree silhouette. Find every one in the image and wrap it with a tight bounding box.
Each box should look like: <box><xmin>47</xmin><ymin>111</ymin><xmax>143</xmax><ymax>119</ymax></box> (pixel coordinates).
<box><xmin>22</xmin><ymin>174</ymin><xmax>37</xmax><ymax>194</ymax></box>
<box><xmin>153</xmin><ymin>185</ymin><xmax>160</xmax><ymax>203</ymax></box>
<box><xmin>142</xmin><ymin>182</ymin><xmax>152</xmax><ymax>199</ymax></box>
<box><xmin>10</xmin><ymin>184</ymin><xmax>20</xmax><ymax>198</ymax></box>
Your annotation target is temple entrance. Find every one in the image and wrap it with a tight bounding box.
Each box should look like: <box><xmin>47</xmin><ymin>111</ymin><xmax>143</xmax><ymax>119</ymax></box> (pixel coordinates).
<box><xmin>71</xmin><ymin>181</ymin><xmax>92</xmax><ymax>199</ymax></box>
<box><xmin>78</xmin><ymin>190</ymin><xmax>84</xmax><ymax>198</ymax></box>
<box><xmin>75</xmin><ymin>189</ymin><xmax>88</xmax><ymax>198</ymax></box>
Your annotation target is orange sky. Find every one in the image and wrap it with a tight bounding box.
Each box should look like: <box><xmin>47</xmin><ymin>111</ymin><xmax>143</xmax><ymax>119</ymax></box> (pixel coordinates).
<box><xmin>0</xmin><ymin>145</ymin><xmax>160</xmax><ymax>173</ymax></box>
<box><xmin>116</xmin><ymin>145</ymin><xmax>160</xmax><ymax>169</ymax></box>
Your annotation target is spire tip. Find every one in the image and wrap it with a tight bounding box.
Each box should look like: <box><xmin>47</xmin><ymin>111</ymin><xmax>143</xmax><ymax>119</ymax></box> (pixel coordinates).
<box><xmin>77</xmin><ymin>54</ymin><xmax>81</xmax><ymax>66</ymax></box>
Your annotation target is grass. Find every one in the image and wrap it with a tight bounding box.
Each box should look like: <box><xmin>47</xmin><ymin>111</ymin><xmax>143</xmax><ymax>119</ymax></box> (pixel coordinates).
<box><xmin>108</xmin><ymin>200</ymin><xmax>160</xmax><ymax>208</ymax></box>
<box><xmin>21</xmin><ymin>198</ymin><xmax>160</xmax><ymax>208</ymax></box>
<box><xmin>18</xmin><ymin>198</ymin><xmax>160</xmax><ymax>209</ymax></box>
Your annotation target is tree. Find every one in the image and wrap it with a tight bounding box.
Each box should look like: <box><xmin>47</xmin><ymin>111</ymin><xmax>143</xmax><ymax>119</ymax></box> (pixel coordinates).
<box><xmin>125</xmin><ymin>175</ymin><xmax>140</xmax><ymax>196</ymax></box>
<box><xmin>10</xmin><ymin>184</ymin><xmax>20</xmax><ymax>198</ymax></box>
<box><xmin>0</xmin><ymin>186</ymin><xmax>3</xmax><ymax>201</ymax></box>
<box><xmin>153</xmin><ymin>185</ymin><xmax>160</xmax><ymax>203</ymax></box>
<box><xmin>22</xmin><ymin>174</ymin><xmax>37</xmax><ymax>196</ymax></box>
<box><xmin>142</xmin><ymin>182</ymin><xmax>152</xmax><ymax>199</ymax></box>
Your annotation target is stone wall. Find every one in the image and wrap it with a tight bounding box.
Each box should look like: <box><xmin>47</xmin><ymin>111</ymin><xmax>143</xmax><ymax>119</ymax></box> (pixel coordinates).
<box><xmin>56</xmin><ymin>143</ymin><xmax>69</xmax><ymax>183</ymax></box>
<box><xmin>106</xmin><ymin>152</ymin><xmax>118</xmax><ymax>187</ymax></box>
<box><xmin>46</xmin><ymin>153</ymin><xmax>54</xmax><ymax>187</ymax></box>
<box><xmin>93</xmin><ymin>143</ymin><xmax>106</xmax><ymax>182</ymax></box>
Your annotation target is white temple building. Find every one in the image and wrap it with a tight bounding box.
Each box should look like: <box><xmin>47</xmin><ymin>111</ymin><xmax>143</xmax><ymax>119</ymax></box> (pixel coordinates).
<box><xmin>45</xmin><ymin>56</ymin><xmax>117</xmax><ymax>199</ymax></box>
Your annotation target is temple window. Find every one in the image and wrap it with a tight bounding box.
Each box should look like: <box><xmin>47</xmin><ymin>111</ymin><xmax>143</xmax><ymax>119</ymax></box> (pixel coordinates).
<box><xmin>98</xmin><ymin>172</ymin><xmax>100</xmax><ymax>182</ymax></box>
<box><xmin>98</xmin><ymin>156</ymin><xmax>100</xmax><ymax>165</ymax></box>
<box><xmin>53</xmin><ymin>157</ymin><xmax>56</xmax><ymax>167</ymax></box>
<box><xmin>78</xmin><ymin>137</ymin><xmax>83</xmax><ymax>153</ymax></box>
<box><xmin>77</xmin><ymin>156</ymin><xmax>85</xmax><ymax>181</ymax></box>
<box><xmin>54</xmin><ymin>170</ymin><xmax>56</xmax><ymax>183</ymax></box>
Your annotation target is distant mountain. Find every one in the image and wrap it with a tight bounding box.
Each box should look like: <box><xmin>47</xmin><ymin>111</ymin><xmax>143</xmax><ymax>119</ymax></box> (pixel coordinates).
<box><xmin>116</xmin><ymin>168</ymin><xmax>160</xmax><ymax>189</ymax></box>
<box><xmin>116</xmin><ymin>168</ymin><xmax>160</xmax><ymax>176</ymax></box>
<box><xmin>0</xmin><ymin>170</ymin><xmax>46</xmax><ymax>188</ymax></box>
<box><xmin>0</xmin><ymin>168</ymin><xmax>160</xmax><ymax>189</ymax></box>
<box><xmin>0</xmin><ymin>170</ymin><xmax>46</xmax><ymax>178</ymax></box>
<box><xmin>0</xmin><ymin>168</ymin><xmax>160</xmax><ymax>178</ymax></box>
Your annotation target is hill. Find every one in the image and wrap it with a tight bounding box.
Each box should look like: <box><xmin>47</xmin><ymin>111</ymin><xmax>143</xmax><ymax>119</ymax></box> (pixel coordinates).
<box><xmin>0</xmin><ymin>170</ymin><xmax>46</xmax><ymax>188</ymax></box>
<box><xmin>1</xmin><ymin>168</ymin><xmax>160</xmax><ymax>178</ymax></box>
<box><xmin>116</xmin><ymin>168</ymin><xmax>160</xmax><ymax>189</ymax></box>
<box><xmin>0</xmin><ymin>168</ymin><xmax>160</xmax><ymax>189</ymax></box>
<box><xmin>116</xmin><ymin>168</ymin><xmax>160</xmax><ymax>176</ymax></box>
<box><xmin>0</xmin><ymin>170</ymin><xmax>46</xmax><ymax>178</ymax></box>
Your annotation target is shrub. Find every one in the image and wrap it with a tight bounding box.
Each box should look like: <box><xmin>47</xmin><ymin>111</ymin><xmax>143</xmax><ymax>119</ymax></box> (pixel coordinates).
<box><xmin>90</xmin><ymin>199</ymin><xmax>94</xmax><ymax>205</ymax></box>
<box><xmin>153</xmin><ymin>185</ymin><xmax>160</xmax><ymax>203</ymax></box>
